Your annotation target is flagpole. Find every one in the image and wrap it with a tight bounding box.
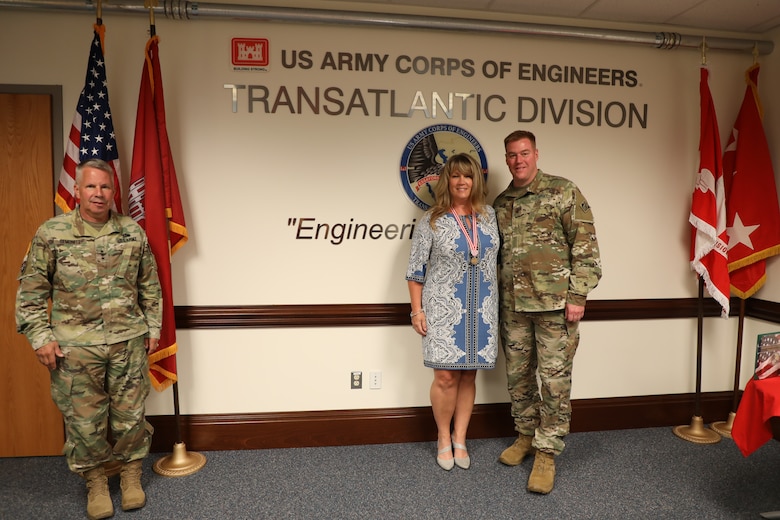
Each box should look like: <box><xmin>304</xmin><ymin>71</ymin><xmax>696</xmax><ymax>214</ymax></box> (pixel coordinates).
<box><xmin>711</xmin><ymin>298</ymin><xmax>745</xmax><ymax>438</ymax></box>
<box><xmin>132</xmin><ymin>0</ymin><xmax>204</xmax><ymax>477</ymax></box>
<box><xmin>673</xmin><ymin>277</ymin><xmax>722</xmax><ymax>444</ymax></box>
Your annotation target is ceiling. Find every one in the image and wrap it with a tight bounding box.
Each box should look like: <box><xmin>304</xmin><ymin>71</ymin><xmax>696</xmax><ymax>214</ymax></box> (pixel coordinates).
<box><xmin>322</xmin><ymin>0</ymin><xmax>780</xmax><ymax>34</ymax></box>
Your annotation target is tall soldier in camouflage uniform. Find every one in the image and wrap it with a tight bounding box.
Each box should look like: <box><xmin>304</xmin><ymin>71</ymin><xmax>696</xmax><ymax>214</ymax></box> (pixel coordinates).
<box><xmin>493</xmin><ymin>131</ymin><xmax>601</xmax><ymax>494</ymax></box>
<box><xmin>15</xmin><ymin>159</ymin><xmax>162</xmax><ymax>520</ymax></box>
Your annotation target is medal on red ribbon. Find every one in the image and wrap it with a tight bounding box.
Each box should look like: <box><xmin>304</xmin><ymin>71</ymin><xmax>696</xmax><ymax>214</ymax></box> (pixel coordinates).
<box><xmin>451</xmin><ymin>207</ymin><xmax>479</xmax><ymax>266</ymax></box>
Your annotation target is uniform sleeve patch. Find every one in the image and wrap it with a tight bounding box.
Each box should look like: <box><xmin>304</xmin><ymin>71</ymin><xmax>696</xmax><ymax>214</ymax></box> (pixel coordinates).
<box><xmin>573</xmin><ymin>191</ymin><xmax>594</xmax><ymax>223</ymax></box>
<box><xmin>17</xmin><ymin>242</ymin><xmax>32</xmax><ymax>278</ymax></box>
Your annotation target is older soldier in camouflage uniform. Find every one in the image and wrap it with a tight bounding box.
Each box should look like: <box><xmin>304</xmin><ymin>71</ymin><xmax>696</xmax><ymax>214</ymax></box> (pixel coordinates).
<box><xmin>15</xmin><ymin>159</ymin><xmax>162</xmax><ymax>520</ymax></box>
<box><xmin>493</xmin><ymin>130</ymin><xmax>601</xmax><ymax>495</ymax></box>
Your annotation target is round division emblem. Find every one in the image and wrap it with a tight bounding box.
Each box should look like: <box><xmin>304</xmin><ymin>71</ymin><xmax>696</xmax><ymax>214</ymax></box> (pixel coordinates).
<box><xmin>400</xmin><ymin>125</ymin><xmax>488</xmax><ymax>210</ymax></box>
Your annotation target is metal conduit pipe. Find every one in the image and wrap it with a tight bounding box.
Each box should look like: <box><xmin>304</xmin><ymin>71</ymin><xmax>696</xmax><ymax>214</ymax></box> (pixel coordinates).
<box><xmin>0</xmin><ymin>0</ymin><xmax>774</xmax><ymax>55</ymax></box>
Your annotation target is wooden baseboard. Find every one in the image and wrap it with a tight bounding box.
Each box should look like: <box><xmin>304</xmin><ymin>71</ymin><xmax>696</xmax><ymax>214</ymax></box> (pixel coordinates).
<box><xmin>148</xmin><ymin>391</ymin><xmax>735</xmax><ymax>452</ymax></box>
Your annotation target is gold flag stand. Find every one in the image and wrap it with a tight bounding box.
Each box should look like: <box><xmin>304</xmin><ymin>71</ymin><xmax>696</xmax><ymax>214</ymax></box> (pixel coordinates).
<box><xmin>673</xmin><ymin>278</ymin><xmax>721</xmax><ymax>444</ymax></box>
<box><xmin>153</xmin><ymin>441</ymin><xmax>206</xmax><ymax>477</ymax></box>
<box><xmin>153</xmin><ymin>383</ymin><xmax>207</xmax><ymax>477</ymax></box>
<box><xmin>673</xmin><ymin>415</ymin><xmax>721</xmax><ymax>444</ymax></box>
<box><xmin>710</xmin><ymin>412</ymin><xmax>735</xmax><ymax>439</ymax></box>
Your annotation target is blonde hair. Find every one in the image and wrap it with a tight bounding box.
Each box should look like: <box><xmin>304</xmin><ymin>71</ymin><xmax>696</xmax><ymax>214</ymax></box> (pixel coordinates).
<box><xmin>429</xmin><ymin>153</ymin><xmax>487</xmax><ymax>229</ymax></box>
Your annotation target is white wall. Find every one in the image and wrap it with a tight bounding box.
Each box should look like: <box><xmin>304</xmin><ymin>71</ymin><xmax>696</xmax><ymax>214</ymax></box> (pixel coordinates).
<box><xmin>756</xmin><ymin>27</ymin><xmax>780</xmax><ymax>302</ymax></box>
<box><xmin>2</xmin><ymin>8</ymin><xmax>778</xmax><ymax>416</ymax></box>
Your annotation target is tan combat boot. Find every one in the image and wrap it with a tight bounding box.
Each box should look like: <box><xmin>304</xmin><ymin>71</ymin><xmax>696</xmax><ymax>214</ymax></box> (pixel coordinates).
<box><xmin>120</xmin><ymin>460</ymin><xmax>146</xmax><ymax>511</ymax></box>
<box><xmin>83</xmin><ymin>466</ymin><xmax>114</xmax><ymax>520</ymax></box>
<box><xmin>527</xmin><ymin>451</ymin><xmax>556</xmax><ymax>494</ymax></box>
<box><xmin>498</xmin><ymin>434</ymin><xmax>535</xmax><ymax>466</ymax></box>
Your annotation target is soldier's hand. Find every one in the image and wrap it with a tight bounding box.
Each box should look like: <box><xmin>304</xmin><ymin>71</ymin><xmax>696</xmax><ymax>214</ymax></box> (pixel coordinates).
<box><xmin>565</xmin><ymin>303</ymin><xmax>585</xmax><ymax>323</ymax></box>
<box><xmin>36</xmin><ymin>341</ymin><xmax>64</xmax><ymax>371</ymax></box>
<box><xmin>145</xmin><ymin>337</ymin><xmax>159</xmax><ymax>355</ymax></box>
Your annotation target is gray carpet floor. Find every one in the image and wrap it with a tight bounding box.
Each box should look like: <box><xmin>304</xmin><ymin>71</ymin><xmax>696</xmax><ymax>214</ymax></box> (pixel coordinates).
<box><xmin>1</xmin><ymin>426</ymin><xmax>779</xmax><ymax>519</ymax></box>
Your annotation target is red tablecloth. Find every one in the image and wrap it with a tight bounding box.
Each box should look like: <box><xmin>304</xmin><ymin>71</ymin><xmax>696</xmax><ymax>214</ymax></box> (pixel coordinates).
<box><xmin>732</xmin><ymin>376</ymin><xmax>780</xmax><ymax>456</ymax></box>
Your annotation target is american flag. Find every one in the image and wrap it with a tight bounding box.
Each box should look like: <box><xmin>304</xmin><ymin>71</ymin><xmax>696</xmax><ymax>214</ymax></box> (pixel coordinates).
<box><xmin>755</xmin><ymin>348</ymin><xmax>780</xmax><ymax>379</ymax></box>
<box><xmin>55</xmin><ymin>25</ymin><xmax>123</xmax><ymax>214</ymax></box>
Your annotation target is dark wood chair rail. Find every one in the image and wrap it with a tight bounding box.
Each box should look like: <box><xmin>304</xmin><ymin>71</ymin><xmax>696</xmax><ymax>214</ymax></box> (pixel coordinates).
<box><xmin>173</xmin><ymin>297</ymin><xmax>774</xmax><ymax>329</ymax></box>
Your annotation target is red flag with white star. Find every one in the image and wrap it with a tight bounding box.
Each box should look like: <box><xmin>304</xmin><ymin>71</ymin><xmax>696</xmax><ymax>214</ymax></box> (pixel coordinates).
<box><xmin>722</xmin><ymin>64</ymin><xmax>780</xmax><ymax>298</ymax></box>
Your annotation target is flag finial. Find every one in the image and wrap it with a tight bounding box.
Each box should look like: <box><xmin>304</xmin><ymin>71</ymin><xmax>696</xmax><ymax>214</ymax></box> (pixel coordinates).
<box><xmin>752</xmin><ymin>43</ymin><xmax>759</xmax><ymax>65</ymax></box>
<box><xmin>700</xmin><ymin>36</ymin><xmax>707</xmax><ymax>66</ymax></box>
<box><xmin>145</xmin><ymin>0</ymin><xmax>159</xmax><ymax>36</ymax></box>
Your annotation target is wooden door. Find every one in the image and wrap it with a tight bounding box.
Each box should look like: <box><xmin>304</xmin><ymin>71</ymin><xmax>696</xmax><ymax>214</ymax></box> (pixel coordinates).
<box><xmin>0</xmin><ymin>91</ymin><xmax>65</xmax><ymax>456</ymax></box>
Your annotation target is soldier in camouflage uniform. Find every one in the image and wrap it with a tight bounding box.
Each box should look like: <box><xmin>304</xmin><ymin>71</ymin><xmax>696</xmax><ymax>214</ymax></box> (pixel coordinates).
<box><xmin>15</xmin><ymin>159</ymin><xmax>162</xmax><ymax>520</ymax></box>
<box><xmin>493</xmin><ymin>130</ymin><xmax>601</xmax><ymax>494</ymax></box>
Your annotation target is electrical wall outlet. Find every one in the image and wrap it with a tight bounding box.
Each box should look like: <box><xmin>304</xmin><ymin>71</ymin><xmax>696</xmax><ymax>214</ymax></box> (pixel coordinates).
<box><xmin>351</xmin><ymin>371</ymin><xmax>362</xmax><ymax>389</ymax></box>
<box><xmin>369</xmin><ymin>370</ymin><xmax>382</xmax><ymax>389</ymax></box>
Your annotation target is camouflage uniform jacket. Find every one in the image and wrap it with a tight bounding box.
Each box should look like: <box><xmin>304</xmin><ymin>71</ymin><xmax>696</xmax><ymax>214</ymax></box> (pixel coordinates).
<box><xmin>493</xmin><ymin>170</ymin><xmax>602</xmax><ymax>312</ymax></box>
<box><xmin>16</xmin><ymin>208</ymin><xmax>162</xmax><ymax>350</ymax></box>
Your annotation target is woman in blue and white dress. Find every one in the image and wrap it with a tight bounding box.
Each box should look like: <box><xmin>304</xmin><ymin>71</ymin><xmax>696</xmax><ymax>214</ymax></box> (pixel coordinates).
<box><xmin>406</xmin><ymin>153</ymin><xmax>499</xmax><ymax>471</ymax></box>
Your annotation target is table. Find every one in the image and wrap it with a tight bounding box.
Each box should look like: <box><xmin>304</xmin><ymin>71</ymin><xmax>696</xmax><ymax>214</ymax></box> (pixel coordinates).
<box><xmin>732</xmin><ymin>377</ymin><xmax>780</xmax><ymax>519</ymax></box>
<box><xmin>732</xmin><ymin>376</ymin><xmax>780</xmax><ymax>457</ymax></box>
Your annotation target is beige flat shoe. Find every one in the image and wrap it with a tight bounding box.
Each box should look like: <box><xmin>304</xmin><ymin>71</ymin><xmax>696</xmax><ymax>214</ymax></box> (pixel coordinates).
<box><xmin>453</xmin><ymin>442</ymin><xmax>470</xmax><ymax>469</ymax></box>
<box><xmin>436</xmin><ymin>444</ymin><xmax>454</xmax><ymax>471</ymax></box>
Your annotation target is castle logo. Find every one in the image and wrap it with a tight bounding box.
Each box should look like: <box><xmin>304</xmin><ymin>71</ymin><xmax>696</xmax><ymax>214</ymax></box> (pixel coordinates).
<box><xmin>232</xmin><ymin>38</ymin><xmax>269</xmax><ymax>71</ymax></box>
<box><xmin>400</xmin><ymin>125</ymin><xmax>488</xmax><ymax>210</ymax></box>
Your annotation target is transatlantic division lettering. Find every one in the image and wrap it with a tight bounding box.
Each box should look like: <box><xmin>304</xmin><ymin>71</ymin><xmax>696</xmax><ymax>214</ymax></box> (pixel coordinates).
<box><xmin>224</xmin><ymin>85</ymin><xmax>647</xmax><ymax>128</ymax></box>
<box><xmin>288</xmin><ymin>217</ymin><xmax>417</xmax><ymax>245</ymax></box>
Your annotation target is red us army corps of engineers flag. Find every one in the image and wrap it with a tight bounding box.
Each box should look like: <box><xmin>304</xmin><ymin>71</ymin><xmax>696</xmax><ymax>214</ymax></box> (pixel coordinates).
<box><xmin>56</xmin><ymin>24</ymin><xmax>123</xmax><ymax>214</ymax></box>
<box><xmin>722</xmin><ymin>64</ymin><xmax>780</xmax><ymax>299</ymax></box>
<box><xmin>689</xmin><ymin>66</ymin><xmax>730</xmax><ymax>317</ymax></box>
<box><xmin>128</xmin><ymin>35</ymin><xmax>188</xmax><ymax>391</ymax></box>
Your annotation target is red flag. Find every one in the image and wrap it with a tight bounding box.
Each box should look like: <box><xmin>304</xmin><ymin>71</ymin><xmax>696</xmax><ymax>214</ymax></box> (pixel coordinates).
<box><xmin>56</xmin><ymin>24</ymin><xmax>123</xmax><ymax>214</ymax></box>
<box><xmin>722</xmin><ymin>64</ymin><xmax>780</xmax><ymax>298</ymax></box>
<box><xmin>689</xmin><ymin>67</ymin><xmax>730</xmax><ymax>317</ymax></box>
<box><xmin>128</xmin><ymin>36</ymin><xmax>189</xmax><ymax>391</ymax></box>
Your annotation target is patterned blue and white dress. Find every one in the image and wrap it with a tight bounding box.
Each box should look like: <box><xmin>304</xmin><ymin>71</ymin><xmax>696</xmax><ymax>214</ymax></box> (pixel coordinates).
<box><xmin>406</xmin><ymin>207</ymin><xmax>499</xmax><ymax>370</ymax></box>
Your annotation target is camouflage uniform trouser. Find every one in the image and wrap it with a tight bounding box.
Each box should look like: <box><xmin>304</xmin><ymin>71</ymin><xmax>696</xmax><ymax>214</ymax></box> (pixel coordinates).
<box><xmin>50</xmin><ymin>336</ymin><xmax>154</xmax><ymax>473</ymax></box>
<box><xmin>500</xmin><ymin>308</ymin><xmax>579</xmax><ymax>455</ymax></box>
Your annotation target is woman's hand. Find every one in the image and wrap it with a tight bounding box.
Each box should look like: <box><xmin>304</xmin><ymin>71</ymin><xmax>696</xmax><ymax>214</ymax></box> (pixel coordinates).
<box><xmin>411</xmin><ymin>312</ymin><xmax>427</xmax><ymax>336</ymax></box>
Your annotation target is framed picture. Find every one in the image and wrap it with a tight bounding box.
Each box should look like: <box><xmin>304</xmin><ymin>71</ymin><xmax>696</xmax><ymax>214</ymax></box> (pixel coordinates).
<box><xmin>755</xmin><ymin>332</ymin><xmax>780</xmax><ymax>380</ymax></box>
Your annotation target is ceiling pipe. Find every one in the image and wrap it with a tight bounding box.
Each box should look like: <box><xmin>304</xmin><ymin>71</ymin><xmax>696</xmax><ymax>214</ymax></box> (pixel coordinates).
<box><xmin>0</xmin><ymin>0</ymin><xmax>774</xmax><ymax>55</ymax></box>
